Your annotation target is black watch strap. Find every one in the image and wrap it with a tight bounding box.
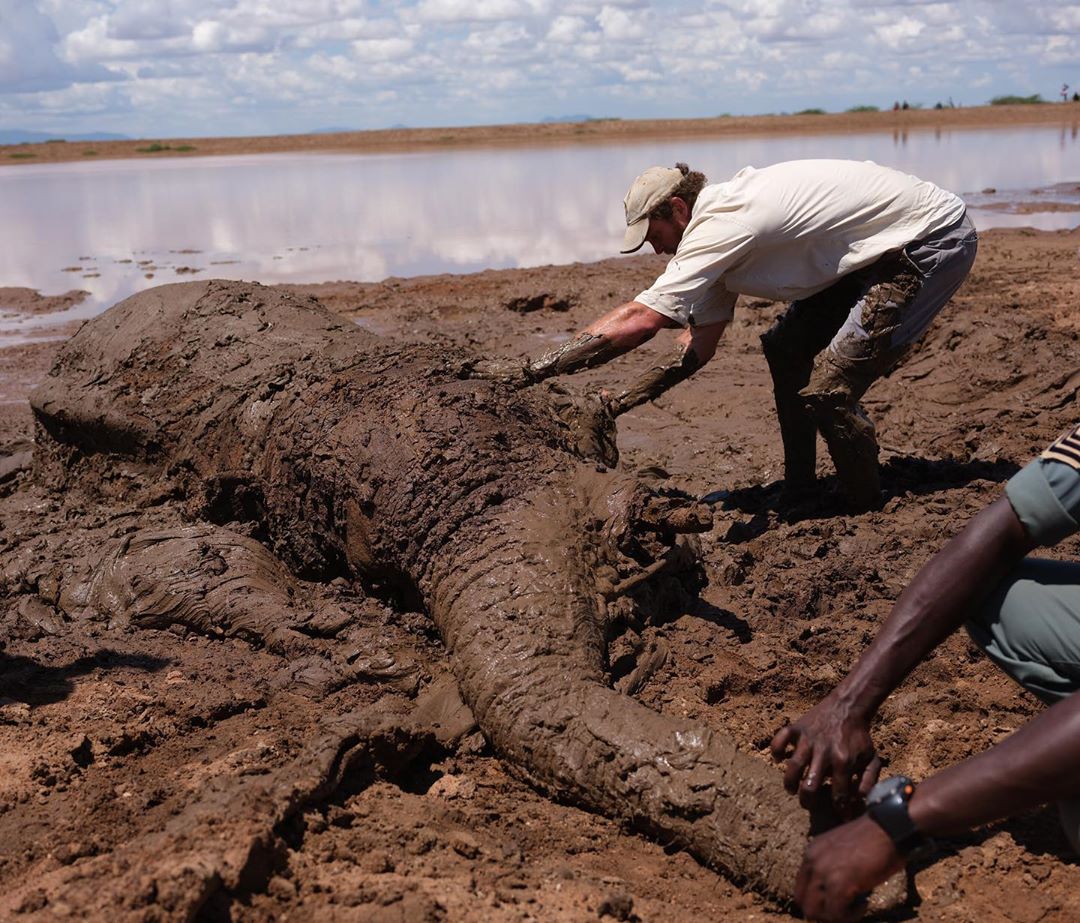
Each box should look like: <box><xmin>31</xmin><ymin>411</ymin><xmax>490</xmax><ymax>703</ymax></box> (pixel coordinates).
<box><xmin>866</xmin><ymin>776</ymin><xmax>931</xmax><ymax>858</ymax></box>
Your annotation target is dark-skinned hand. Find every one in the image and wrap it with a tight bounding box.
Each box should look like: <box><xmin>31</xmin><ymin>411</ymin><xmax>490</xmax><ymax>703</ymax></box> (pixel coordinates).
<box><xmin>795</xmin><ymin>815</ymin><xmax>905</xmax><ymax>922</ymax></box>
<box><xmin>770</xmin><ymin>693</ymin><xmax>883</xmax><ymax>813</ymax></box>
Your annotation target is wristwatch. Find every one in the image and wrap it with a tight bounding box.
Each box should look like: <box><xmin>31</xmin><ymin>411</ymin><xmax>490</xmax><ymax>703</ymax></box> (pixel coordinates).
<box><xmin>865</xmin><ymin>775</ymin><xmax>933</xmax><ymax>859</ymax></box>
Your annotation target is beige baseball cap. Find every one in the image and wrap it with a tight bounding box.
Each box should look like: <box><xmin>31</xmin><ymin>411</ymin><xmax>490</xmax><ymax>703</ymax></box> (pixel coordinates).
<box><xmin>620</xmin><ymin>165</ymin><xmax>685</xmax><ymax>253</ymax></box>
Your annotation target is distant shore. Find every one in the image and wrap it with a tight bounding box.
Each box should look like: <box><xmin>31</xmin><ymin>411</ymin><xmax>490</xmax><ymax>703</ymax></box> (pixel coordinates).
<box><xmin>3</xmin><ymin>103</ymin><xmax>1078</xmax><ymax>167</ymax></box>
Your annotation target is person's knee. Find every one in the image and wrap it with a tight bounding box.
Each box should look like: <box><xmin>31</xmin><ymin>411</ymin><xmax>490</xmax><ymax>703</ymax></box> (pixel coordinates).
<box><xmin>800</xmin><ymin>358</ymin><xmax>855</xmax><ymax>410</ymax></box>
<box><xmin>965</xmin><ymin>568</ymin><xmax>1080</xmax><ymax>704</ymax></box>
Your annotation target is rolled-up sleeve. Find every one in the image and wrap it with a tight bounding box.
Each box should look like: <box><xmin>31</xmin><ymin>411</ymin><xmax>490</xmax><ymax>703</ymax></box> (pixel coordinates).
<box><xmin>635</xmin><ymin>217</ymin><xmax>754</xmax><ymax>328</ymax></box>
<box><xmin>1005</xmin><ymin>457</ymin><xmax>1080</xmax><ymax>546</ymax></box>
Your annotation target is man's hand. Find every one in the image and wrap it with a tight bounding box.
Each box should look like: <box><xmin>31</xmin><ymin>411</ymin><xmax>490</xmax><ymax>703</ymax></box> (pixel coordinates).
<box><xmin>545</xmin><ymin>385</ymin><xmax>619</xmax><ymax>468</ymax></box>
<box><xmin>771</xmin><ymin>694</ymin><xmax>882</xmax><ymax>812</ymax></box>
<box><xmin>466</xmin><ymin>357</ymin><xmax>531</xmax><ymax>386</ymax></box>
<box><xmin>795</xmin><ymin>815</ymin><xmax>905</xmax><ymax>922</ymax></box>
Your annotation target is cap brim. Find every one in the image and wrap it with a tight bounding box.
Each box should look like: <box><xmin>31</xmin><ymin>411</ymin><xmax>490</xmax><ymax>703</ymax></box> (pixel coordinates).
<box><xmin>620</xmin><ymin>216</ymin><xmax>648</xmax><ymax>254</ymax></box>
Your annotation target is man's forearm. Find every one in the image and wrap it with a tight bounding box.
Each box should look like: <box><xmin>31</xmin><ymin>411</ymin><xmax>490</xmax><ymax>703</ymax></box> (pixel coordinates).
<box><xmin>525</xmin><ymin>332</ymin><xmax>628</xmax><ymax>382</ymax></box>
<box><xmin>609</xmin><ymin>341</ymin><xmax>703</xmax><ymax>414</ymax></box>
<box><xmin>830</xmin><ymin>497</ymin><xmax>1034</xmax><ymax>719</ymax></box>
<box><xmin>525</xmin><ymin>301</ymin><xmax>673</xmax><ymax>383</ymax></box>
<box><xmin>911</xmin><ymin>688</ymin><xmax>1080</xmax><ymax>835</ymax></box>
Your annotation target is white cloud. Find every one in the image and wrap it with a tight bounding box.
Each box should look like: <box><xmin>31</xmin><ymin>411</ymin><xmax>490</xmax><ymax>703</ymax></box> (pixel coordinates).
<box><xmin>874</xmin><ymin>16</ymin><xmax>926</xmax><ymax>48</ymax></box>
<box><xmin>821</xmin><ymin>50</ymin><xmax>861</xmax><ymax>69</ymax></box>
<box><xmin>546</xmin><ymin>14</ymin><xmax>588</xmax><ymax>43</ymax></box>
<box><xmin>596</xmin><ymin>5</ymin><xmax>646</xmax><ymax>40</ymax></box>
<box><xmin>350</xmin><ymin>37</ymin><xmax>413</xmax><ymax>61</ymax></box>
<box><xmin>0</xmin><ymin>0</ymin><xmax>122</xmax><ymax>93</ymax></box>
<box><xmin>724</xmin><ymin>0</ymin><xmax>845</xmax><ymax>42</ymax></box>
<box><xmin>5</xmin><ymin>1</ymin><xmax>1080</xmax><ymax>138</ymax></box>
<box><xmin>1042</xmin><ymin>33</ymin><xmax>1080</xmax><ymax>65</ymax></box>
<box><xmin>464</xmin><ymin>22</ymin><xmax>533</xmax><ymax>52</ymax></box>
<box><xmin>107</xmin><ymin>0</ymin><xmax>190</xmax><ymax>40</ymax></box>
<box><xmin>415</xmin><ymin>0</ymin><xmax>535</xmax><ymax>23</ymax></box>
<box><xmin>191</xmin><ymin>20</ymin><xmax>225</xmax><ymax>51</ymax></box>
<box><xmin>298</xmin><ymin>16</ymin><xmax>397</xmax><ymax>44</ymax></box>
<box><xmin>65</xmin><ymin>15</ymin><xmax>155</xmax><ymax>62</ymax></box>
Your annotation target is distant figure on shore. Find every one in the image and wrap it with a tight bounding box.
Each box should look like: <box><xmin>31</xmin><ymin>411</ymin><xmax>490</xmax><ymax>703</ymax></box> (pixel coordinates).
<box><xmin>1063</xmin><ymin>84</ymin><xmax>1071</xmax><ymax>103</ymax></box>
<box><xmin>892</xmin><ymin>100</ymin><xmax>900</xmax><ymax>111</ymax></box>
<box><xmin>500</xmin><ymin>160</ymin><xmax>977</xmax><ymax>512</ymax></box>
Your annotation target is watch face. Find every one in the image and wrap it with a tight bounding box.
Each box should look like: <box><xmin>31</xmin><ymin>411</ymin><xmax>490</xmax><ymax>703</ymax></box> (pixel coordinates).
<box><xmin>867</xmin><ymin>775</ymin><xmax>914</xmax><ymax>806</ymax></box>
<box><xmin>865</xmin><ymin>775</ymin><xmax>927</xmax><ymax>858</ymax></box>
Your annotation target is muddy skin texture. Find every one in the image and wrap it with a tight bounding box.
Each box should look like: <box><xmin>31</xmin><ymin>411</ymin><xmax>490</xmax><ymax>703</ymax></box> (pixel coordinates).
<box><xmin>611</xmin><ymin>341</ymin><xmax>703</xmax><ymax>416</ymax></box>
<box><xmin>25</xmin><ymin>279</ymin><xmax>859</xmax><ymax>911</ymax></box>
<box><xmin>57</xmin><ymin>523</ymin><xmax>416</xmax><ymax>695</ymax></box>
<box><xmin>524</xmin><ymin>331</ymin><xmax>624</xmax><ymax>382</ymax></box>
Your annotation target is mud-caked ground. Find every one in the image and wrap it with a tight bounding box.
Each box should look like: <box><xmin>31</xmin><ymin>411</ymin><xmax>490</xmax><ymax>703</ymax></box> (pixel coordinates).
<box><xmin>3</xmin><ymin>225</ymin><xmax>1080</xmax><ymax>921</ymax></box>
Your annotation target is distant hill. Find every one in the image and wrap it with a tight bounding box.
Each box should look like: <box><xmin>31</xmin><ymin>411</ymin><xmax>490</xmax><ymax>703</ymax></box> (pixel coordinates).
<box><xmin>0</xmin><ymin>130</ymin><xmax>131</xmax><ymax>145</ymax></box>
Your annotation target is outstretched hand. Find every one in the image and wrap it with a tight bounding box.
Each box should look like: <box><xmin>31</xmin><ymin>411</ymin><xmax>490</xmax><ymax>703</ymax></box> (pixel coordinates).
<box><xmin>466</xmin><ymin>356</ymin><xmax>531</xmax><ymax>386</ymax></box>
<box><xmin>544</xmin><ymin>385</ymin><xmax>619</xmax><ymax>468</ymax></box>
<box><xmin>770</xmin><ymin>695</ymin><xmax>882</xmax><ymax>812</ymax></box>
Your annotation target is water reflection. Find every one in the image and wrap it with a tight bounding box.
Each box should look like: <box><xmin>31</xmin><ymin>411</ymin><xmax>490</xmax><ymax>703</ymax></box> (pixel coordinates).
<box><xmin>0</xmin><ymin>123</ymin><xmax>1077</xmax><ymax>345</ymax></box>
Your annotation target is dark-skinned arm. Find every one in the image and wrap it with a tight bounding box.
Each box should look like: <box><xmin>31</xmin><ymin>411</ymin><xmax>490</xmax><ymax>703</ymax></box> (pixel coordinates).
<box><xmin>771</xmin><ymin>496</ymin><xmax>1037</xmax><ymax>808</ymax></box>
<box><xmin>795</xmin><ymin>688</ymin><xmax>1080</xmax><ymax>922</ymax></box>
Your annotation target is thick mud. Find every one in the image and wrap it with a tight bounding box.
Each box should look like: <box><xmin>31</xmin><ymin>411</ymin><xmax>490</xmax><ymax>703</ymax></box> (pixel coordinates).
<box><xmin>2</xmin><ymin>226</ymin><xmax>1080</xmax><ymax>921</ymax></box>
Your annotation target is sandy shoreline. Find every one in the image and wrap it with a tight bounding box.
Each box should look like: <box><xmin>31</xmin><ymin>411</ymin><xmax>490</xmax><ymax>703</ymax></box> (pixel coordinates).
<box><xmin>4</xmin><ymin>103</ymin><xmax>1079</xmax><ymax>167</ymax></box>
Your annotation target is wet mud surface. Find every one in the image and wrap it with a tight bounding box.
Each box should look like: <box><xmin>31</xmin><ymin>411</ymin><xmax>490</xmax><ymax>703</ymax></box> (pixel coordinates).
<box><xmin>2</xmin><ymin>226</ymin><xmax>1080</xmax><ymax>921</ymax></box>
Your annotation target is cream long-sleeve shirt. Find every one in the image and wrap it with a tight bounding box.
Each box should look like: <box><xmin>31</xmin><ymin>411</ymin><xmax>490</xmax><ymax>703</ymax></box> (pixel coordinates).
<box><xmin>635</xmin><ymin>159</ymin><xmax>967</xmax><ymax>327</ymax></box>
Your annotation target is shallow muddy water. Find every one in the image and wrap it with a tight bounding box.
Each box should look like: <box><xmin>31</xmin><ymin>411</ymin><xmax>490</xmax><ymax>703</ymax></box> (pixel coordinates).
<box><xmin>1</xmin><ymin>123</ymin><xmax>1077</xmax><ymax>346</ymax></box>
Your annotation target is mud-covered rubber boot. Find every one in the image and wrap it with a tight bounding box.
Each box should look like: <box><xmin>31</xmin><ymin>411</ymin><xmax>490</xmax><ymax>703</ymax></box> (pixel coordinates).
<box><xmin>802</xmin><ymin>391</ymin><xmax>882</xmax><ymax>512</ymax></box>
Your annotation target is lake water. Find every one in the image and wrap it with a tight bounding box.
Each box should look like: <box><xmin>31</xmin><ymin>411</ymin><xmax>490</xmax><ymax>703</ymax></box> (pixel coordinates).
<box><xmin>1</xmin><ymin>123</ymin><xmax>1078</xmax><ymax>346</ymax></box>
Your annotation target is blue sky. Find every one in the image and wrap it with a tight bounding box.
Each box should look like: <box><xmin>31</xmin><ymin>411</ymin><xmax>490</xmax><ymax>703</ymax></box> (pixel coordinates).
<box><xmin>2</xmin><ymin>0</ymin><xmax>1078</xmax><ymax>139</ymax></box>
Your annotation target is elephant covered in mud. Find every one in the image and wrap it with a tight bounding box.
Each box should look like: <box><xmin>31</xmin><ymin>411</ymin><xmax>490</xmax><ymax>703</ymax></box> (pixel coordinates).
<box><xmin>24</xmin><ymin>279</ymin><xmax>889</xmax><ymax>910</ymax></box>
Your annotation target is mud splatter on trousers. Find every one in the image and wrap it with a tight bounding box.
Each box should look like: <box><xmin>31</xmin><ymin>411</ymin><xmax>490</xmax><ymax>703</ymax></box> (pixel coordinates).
<box><xmin>761</xmin><ymin>251</ymin><xmax>923</xmax><ymax>511</ymax></box>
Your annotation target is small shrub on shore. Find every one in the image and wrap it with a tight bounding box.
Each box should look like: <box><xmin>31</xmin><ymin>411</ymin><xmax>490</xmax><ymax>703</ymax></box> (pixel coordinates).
<box><xmin>990</xmin><ymin>94</ymin><xmax>1044</xmax><ymax>105</ymax></box>
<box><xmin>135</xmin><ymin>142</ymin><xmax>197</xmax><ymax>153</ymax></box>
<box><xmin>9</xmin><ymin>152</ymin><xmax>36</xmax><ymax>159</ymax></box>
<box><xmin>847</xmin><ymin>105</ymin><xmax>879</xmax><ymax>112</ymax></box>
<box><xmin>795</xmin><ymin>108</ymin><xmax>827</xmax><ymax>115</ymax></box>
<box><xmin>82</xmin><ymin>150</ymin><xmax>98</xmax><ymax>156</ymax></box>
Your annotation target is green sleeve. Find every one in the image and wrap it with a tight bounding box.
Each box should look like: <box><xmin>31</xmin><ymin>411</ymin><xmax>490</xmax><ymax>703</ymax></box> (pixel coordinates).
<box><xmin>1005</xmin><ymin>458</ymin><xmax>1080</xmax><ymax>546</ymax></box>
